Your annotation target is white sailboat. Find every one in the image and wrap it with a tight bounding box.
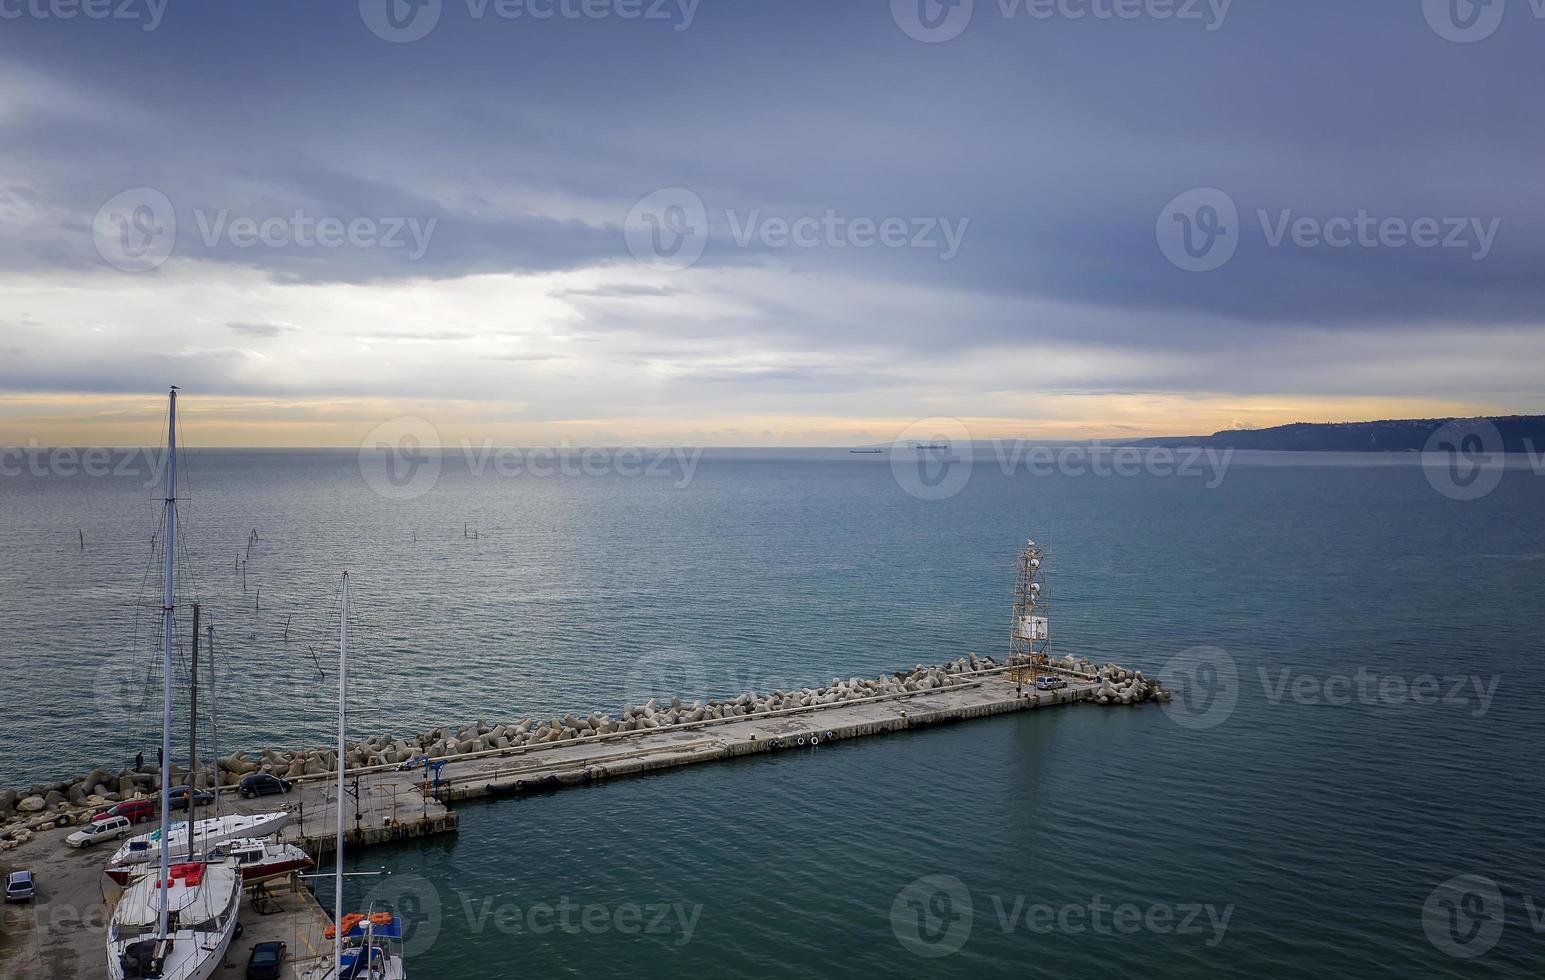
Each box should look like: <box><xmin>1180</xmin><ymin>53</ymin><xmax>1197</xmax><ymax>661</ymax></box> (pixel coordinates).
<box><xmin>107</xmin><ymin>388</ymin><xmax>242</xmax><ymax>980</ymax></box>
<box><xmin>108</xmin><ymin>861</ymin><xmax>242</xmax><ymax>980</ymax></box>
<box><xmin>108</xmin><ymin>836</ymin><xmax>313</xmax><ymax>889</ymax></box>
<box><xmin>109</xmin><ymin>811</ymin><xmax>291</xmax><ymax>868</ymax></box>
<box><xmin>305</xmin><ymin>573</ymin><xmax>408</xmax><ymax>980</ymax></box>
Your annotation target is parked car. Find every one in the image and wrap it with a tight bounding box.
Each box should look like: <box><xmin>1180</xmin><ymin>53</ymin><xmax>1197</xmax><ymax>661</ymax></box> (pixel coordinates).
<box><xmin>166</xmin><ymin>785</ymin><xmax>215</xmax><ymax>811</ymax></box>
<box><xmin>93</xmin><ymin>798</ymin><xmax>155</xmax><ymax>825</ymax></box>
<box><xmin>245</xmin><ymin>941</ymin><xmax>287</xmax><ymax>980</ymax></box>
<box><xmin>4</xmin><ymin>870</ymin><xmax>35</xmax><ymax>904</ymax></box>
<box><xmin>1035</xmin><ymin>675</ymin><xmax>1068</xmax><ymax>691</ymax></box>
<box><xmin>238</xmin><ymin>774</ymin><xmax>293</xmax><ymax>799</ymax></box>
<box><xmin>67</xmin><ymin>815</ymin><xmax>132</xmax><ymax>848</ymax></box>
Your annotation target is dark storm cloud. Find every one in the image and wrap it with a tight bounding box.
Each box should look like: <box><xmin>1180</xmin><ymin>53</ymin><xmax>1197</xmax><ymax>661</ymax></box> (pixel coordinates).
<box><xmin>0</xmin><ymin>0</ymin><xmax>1541</xmax><ymax>380</ymax></box>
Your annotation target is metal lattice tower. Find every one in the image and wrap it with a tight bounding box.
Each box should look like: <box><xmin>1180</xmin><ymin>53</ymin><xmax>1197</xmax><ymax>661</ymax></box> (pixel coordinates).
<box><xmin>1008</xmin><ymin>539</ymin><xmax>1049</xmax><ymax>687</ymax></box>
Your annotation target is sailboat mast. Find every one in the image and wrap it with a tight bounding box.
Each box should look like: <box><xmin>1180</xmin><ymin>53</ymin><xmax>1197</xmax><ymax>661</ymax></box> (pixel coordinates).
<box><xmin>156</xmin><ymin>386</ymin><xmax>178</xmax><ymax>942</ymax></box>
<box><xmin>189</xmin><ymin>602</ymin><xmax>199</xmax><ymax>861</ymax></box>
<box><xmin>335</xmin><ymin>571</ymin><xmax>350</xmax><ymax>975</ymax></box>
<box><xmin>208</xmin><ymin>624</ymin><xmax>220</xmax><ymax>822</ymax></box>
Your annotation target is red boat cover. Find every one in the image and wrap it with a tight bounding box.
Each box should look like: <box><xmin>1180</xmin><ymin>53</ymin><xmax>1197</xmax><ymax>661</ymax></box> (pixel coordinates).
<box><xmin>154</xmin><ymin>863</ymin><xmax>206</xmax><ymax>888</ymax></box>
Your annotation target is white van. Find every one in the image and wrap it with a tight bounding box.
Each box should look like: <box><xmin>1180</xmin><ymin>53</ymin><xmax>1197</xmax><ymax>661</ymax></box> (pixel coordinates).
<box><xmin>66</xmin><ymin>815</ymin><xmax>132</xmax><ymax>848</ymax></box>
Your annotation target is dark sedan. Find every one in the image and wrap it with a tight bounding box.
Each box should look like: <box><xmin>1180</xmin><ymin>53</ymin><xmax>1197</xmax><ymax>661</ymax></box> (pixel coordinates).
<box><xmin>166</xmin><ymin>785</ymin><xmax>216</xmax><ymax>811</ymax></box>
<box><xmin>246</xmin><ymin>941</ymin><xmax>287</xmax><ymax>980</ymax></box>
<box><xmin>238</xmin><ymin>773</ymin><xmax>293</xmax><ymax>798</ymax></box>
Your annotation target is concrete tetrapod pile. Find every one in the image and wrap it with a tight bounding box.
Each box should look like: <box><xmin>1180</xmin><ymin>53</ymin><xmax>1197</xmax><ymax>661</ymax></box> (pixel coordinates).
<box><xmin>1052</xmin><ymin>653</ymin><xmax>1173</xmax><ymax>705</ymax></box>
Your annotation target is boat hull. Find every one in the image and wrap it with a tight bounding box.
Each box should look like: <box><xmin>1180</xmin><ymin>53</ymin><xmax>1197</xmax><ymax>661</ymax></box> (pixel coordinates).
<box><xmin>106</xmin><ymin>851</ymin><xmax>312</xmax><ymax>889</ymax></box>
<box><xmin>110</xmin><ymin>812</ymin><xmax>290</xmax><ymax>867</ymax></box>
<box><xmin>107</xmin><ymin>922</ymin><xmax>237</xmax><ymax>980</ymax></box>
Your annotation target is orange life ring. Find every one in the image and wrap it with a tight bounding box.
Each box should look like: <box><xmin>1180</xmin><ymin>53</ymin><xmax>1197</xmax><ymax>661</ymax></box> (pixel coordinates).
<box><xmin>324</xmin><ymin>911</ymin><xmax>393</xmax><ymax>939</ymax></box>
<box><xmin>325</xmin><ymin>913</ymin><xmax>366</xmax><ymax>940</ymax></box>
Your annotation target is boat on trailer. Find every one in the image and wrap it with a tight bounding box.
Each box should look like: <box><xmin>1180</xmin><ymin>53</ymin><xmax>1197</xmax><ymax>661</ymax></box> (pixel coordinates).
<box><xmin>109</xmin><ymin>812</ymin><xmax>291</xmax><ymax>869</ymax></box>
<box><xmin>107</xmin><ymin>837</ymin><xmax>312</xmax><ymax>888</ymax></box>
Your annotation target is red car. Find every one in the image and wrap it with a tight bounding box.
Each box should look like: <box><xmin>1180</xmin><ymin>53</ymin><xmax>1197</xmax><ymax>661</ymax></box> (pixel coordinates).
<box><xmin>92</xmin><ymin>799</ymin><xmax>155</xmax><ymax>825</ymax></box>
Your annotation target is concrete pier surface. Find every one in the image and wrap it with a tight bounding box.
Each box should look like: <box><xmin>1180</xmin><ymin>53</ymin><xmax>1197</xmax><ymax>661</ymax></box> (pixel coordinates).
<box><xmin>0</xmin><ymin>664</ymin><xmax>1125</xmax><ymax>979</ymax></box>
<box><xmin>429</xmin><ymin>667</ymin><xmax>1096</xmax><ymax>802</ymax></box>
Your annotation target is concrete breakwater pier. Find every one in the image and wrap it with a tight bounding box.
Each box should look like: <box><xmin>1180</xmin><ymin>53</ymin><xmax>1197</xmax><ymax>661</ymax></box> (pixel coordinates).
<box><xmin>0</xmin><ymin>654</ymin><xmax>1166</xmax><ymax>978</ymax></box>
<box><xmin>0</xmin><ymin>654</ymin><xmax>1166</xmax><ymax>837</ymax></box>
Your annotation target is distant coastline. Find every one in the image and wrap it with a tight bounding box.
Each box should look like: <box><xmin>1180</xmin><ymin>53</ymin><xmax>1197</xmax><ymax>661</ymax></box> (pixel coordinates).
<box><xmin>1122</xmin><ymin>416</ymin><xmax>1545</xmax><ymax>453</ymax></box>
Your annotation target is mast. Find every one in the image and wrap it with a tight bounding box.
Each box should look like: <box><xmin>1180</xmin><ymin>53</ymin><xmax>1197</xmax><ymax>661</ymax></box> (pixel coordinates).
<box><xmin>335</xmin><ymin>572</ymin><xmax>350</xmax><ymax>976</ymax></box>
<box><xmin>208</xmin><ymin>623</ymin><xmax>221</xmax><ymax>822</ymax></box>
<box><xmin>156</xmin><ymin>387</ymin><xmax>178</xmax><ymax>943</ymax></box>
<box><xmin>189</xmin><ymin>602</ymin><xmax>199</xmax><ymax>861</ymax></box>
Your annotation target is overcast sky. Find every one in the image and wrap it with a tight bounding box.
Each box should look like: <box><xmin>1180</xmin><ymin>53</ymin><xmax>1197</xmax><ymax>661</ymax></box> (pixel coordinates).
<box><xmin>1</xmin><ymin>0</ymin><xmax>1540</xmax><ymax>446</ymax></box>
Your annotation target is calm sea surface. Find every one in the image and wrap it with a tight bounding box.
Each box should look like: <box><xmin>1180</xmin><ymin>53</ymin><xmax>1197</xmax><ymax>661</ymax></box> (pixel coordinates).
<box><xmin>1</xmin><ymin>448</ymin><xmax>1541</xmax><ymax>977</ymax></box>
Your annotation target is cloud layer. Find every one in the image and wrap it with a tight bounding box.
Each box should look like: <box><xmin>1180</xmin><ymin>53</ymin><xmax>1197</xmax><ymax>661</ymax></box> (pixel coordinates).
<box><xmin>0</xmin><ymin>1</ymin><xmax>1540</xmax><ymax>442</ymax></box>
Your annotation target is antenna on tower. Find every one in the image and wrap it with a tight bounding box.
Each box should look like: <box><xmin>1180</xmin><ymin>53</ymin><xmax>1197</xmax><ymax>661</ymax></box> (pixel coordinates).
<box><xmin>1009</xmin><ymin>538</ymin><xmax>1050</xmax><ymax>694</ymax></box>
